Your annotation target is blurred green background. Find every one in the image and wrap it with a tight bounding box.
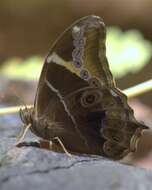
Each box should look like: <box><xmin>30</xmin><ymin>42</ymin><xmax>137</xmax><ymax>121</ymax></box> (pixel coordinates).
<box><xmin>0</xmin><ymin>0</ymin><xmax>151</xmax><ymax>106</ymax></box>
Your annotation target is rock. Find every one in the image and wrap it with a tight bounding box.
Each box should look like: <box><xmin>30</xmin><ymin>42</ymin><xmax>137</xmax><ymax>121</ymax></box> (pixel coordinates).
<box><xmin>0</xmin><ymin>113</ymin><xmax>152</xmax><ymax>190</ymax></box>
<box><xmin>1</xmin><ymin>148</ymin><xmax>152</xmax><ymax>190</ymax></box>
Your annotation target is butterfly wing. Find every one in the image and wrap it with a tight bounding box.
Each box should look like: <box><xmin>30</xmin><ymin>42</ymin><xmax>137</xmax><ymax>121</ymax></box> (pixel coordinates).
<box><xmin>34</xmin><ymin>15</ymin><xmax>116</xmax><ymax>118</ymax></box>
<box><xmin>32</xmin><ymin>15</ymin><xmax>110</xmax><ymax>155</ymax></box>
<box><xmin>32</xmin><ymin>15</ymin><xmax>148</xmax><ymax>159</ymax></box>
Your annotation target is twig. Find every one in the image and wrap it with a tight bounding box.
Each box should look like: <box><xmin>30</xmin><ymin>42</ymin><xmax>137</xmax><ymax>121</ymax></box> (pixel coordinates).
<box><xmin>0</xmin><ymin>79</ymin><xmax>151</xmax><ymax>116</ymax></box>
<box><xmin>0</xmin><ymin>105</ymin><xmax>32</xmax><ymax>116</ymax></box>
<box><xmin>123</xmin><ymin>79</ymin><xmax>152</xmax><ymax>98</ymax></box>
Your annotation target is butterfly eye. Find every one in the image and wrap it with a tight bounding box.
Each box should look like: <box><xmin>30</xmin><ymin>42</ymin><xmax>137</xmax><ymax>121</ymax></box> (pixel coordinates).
<box><xmin>19</xmin><ymin>108</ymin><xmax>32</xmax><ymax>125</ymax></box>
<box><xmin>80</xmin><ymin>90</ymin><xmax>102</xmax><ymax>108</ymax></box>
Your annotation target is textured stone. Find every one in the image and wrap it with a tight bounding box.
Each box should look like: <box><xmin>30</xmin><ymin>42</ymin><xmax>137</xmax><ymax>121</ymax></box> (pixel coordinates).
<box><xmin>0</xmin><ymin>113</ymin><xmax>152</xmax><ymax>190</ymax></box>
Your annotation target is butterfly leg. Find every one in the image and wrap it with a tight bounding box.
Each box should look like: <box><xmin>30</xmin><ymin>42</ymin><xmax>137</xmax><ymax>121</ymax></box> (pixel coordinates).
<box><xmin>52</xmin><ymin>137</ymin><xmax>72</xmax><ymax>157</ymax></box>
<box><xmin>39</xmin><ymin>138</ymin><xmax>72</xmax><ymax>157</ymax></box>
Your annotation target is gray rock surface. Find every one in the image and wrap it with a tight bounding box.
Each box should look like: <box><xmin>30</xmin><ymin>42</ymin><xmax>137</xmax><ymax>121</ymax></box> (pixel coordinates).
<box><xmin>0</xmin><ymin>113</ymin><xmax>152</xmax><ymax>190</ymax></box>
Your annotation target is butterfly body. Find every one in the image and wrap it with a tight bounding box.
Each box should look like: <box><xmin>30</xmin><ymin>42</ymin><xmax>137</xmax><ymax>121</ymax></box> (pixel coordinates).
<box><xmin>19</xmin><ymin>15</ymin><xmax>148</xmax><ymax>159</ymax></box>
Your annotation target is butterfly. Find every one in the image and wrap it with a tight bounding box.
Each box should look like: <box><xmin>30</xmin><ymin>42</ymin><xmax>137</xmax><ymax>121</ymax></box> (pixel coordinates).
<box><xmin>18</xmin><ymin>15</ymin><xmax>148</xmax><ymax>159</ymax></box>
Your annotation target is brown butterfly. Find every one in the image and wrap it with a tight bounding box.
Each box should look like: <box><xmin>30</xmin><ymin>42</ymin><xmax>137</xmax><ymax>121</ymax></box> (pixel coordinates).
<box><xmin>18</xmin><ymin>15</ymin><xmax>148</xmax><ymax>159</ymax></box>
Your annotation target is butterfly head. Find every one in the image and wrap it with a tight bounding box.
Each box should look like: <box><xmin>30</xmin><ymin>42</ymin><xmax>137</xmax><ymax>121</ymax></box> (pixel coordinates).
<box><xmin>19</xmin><ymin>107</ymin><xmax>34</xmax><ymax>126</ymax></box>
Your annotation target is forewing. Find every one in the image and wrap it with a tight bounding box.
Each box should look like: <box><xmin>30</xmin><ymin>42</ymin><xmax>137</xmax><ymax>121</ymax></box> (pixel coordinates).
<box><xmin>34</xmin><ymin>15</ymin><xmax>115</xmax><ymax>118</ymax></box>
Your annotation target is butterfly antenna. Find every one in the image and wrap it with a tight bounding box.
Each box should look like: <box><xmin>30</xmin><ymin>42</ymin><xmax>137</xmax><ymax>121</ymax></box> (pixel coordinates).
<box><xmin>15</xmin><ymin>123</ymin><xmax>32</xmax><ymax>145</ymax></box>
<box><xmin>53</xmin><ymin>136</ymin><xmax>72</xmax><ymax>157</ymax></box>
